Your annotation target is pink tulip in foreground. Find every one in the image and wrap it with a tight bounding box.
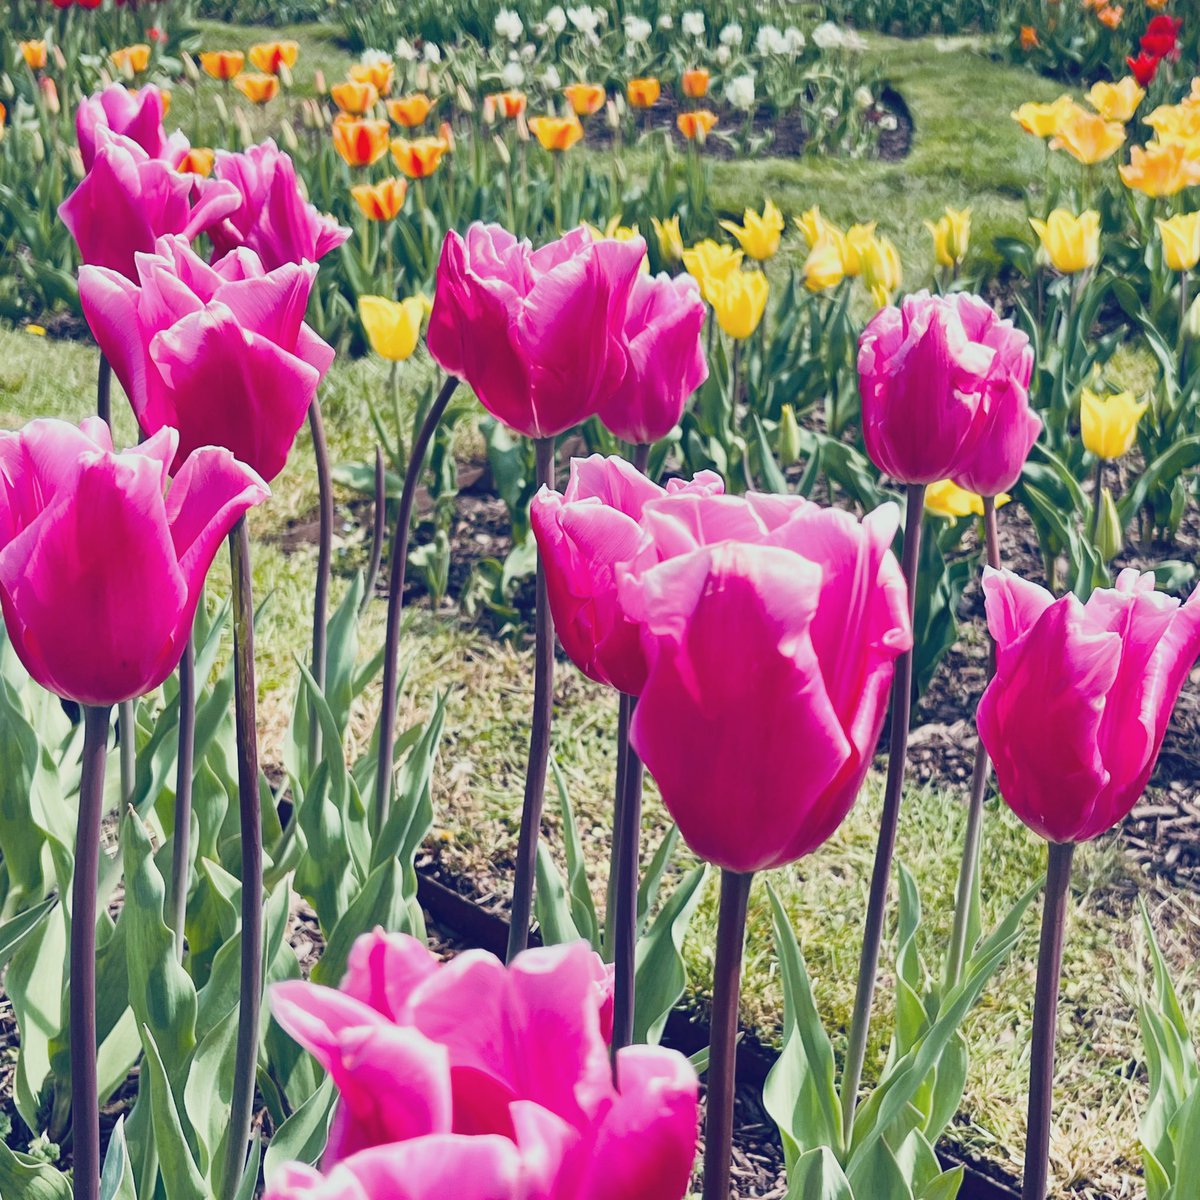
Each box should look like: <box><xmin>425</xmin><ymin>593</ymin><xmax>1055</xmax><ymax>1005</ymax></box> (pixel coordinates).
<box><xmin>978</xmin><ymin>567</ymin><xmax>1200</xmax><ymax>844</ymax></box>
<box><xmin>209</xmin><ymin>140</ymin><xmax>351</xmax><ymax>270</ymax></box>
<box><xmin>79</xmin><ymin>234</ymin><xmax>335</xmax><ymax>482</ymax></box>
<box><xmin>76</xmin><ymin>83</ymin><xmax>186</xmax><ymax>170</ymax></box>
<box><xmin>268</xmin><ymin>932</ymin><xmax>698</xmax><ymax>1199</ymax></box>
<box><xmin>598</xmin><ymin>272</ymin><xmax>709</xmax><ymax>444</ymax></box>
<box><xmin>59</xmin><ymin>131</ymin><xmax>240</xmax><ymax>281</ymax></box>
<box><xmin>530</xmin><ymin>456</ymin><xmax>722</xmax><ymax>695</ymax></box>
<box><xmin>0</xmin><ymin>417</ymin><xmax>268</xmax><ymax>706</ymax></box>
<box><xmin>426</xmin><ymin>223</ymin><xmax>647</xmax><ymax>439</ymax></box>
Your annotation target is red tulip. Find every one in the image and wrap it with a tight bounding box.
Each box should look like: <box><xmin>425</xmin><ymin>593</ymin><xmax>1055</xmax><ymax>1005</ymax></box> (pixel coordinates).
<box><xmin>530</xmin><ymin>455</ymin><xmax>722</xmax><ymax>695</ymax></box>
<box><xmin>978</xmin><ymin>568</ymin><xmax>1200</xmax><ymax>843</ymax></box>
<box><xmin>1127</xmin><ymin>51</ymin><xmax>1160</xmax><ymax>86</ymax></box>
<box><xmin>78</xmin><ymin>235</ymin><xmax>335</xmax><ymax>482</ymax></box>
<box><xmin>76</xmin><ymin>83</ymin><xmax>184</xmax><ymax>169</ymax></box>
<box><xmin>1140</xmin><ymin>15</ymin><xmax>1182</xmax><ymax>59</ymax></box>
<box><xmin>0</xmin><ymin>418</ymin><xmax>268</xmax><ymax>706</ymax></box>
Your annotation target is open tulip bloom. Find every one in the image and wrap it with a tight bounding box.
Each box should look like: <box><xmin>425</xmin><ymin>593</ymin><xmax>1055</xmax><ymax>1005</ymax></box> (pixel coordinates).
<box><xmin>76</xmin><ymin>83</ymin><xmax>187</xmax><ymax>171</ymax></box>
<box><xmin>977</xmin><ymin>567</ymin><xmax>1200</xmax><ymax>1200</ymax></box>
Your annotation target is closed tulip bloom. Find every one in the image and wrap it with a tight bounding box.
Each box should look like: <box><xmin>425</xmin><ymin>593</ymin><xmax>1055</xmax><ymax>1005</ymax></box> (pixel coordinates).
<box><xmin>619</xmin><ymin>496</ymin><xmax>911</xmax><ymax>872</ymax></box>
<box><xmin>709</xmin><ymin>268</ymin><xmax>769</xmax><ymax>339</ymax></box>
<box><xmin>390</xmin><ymin>135</ymin><xmax>448</xmax><ymax>177</ymax></box>
<box><xmin>19</xmin><ymin>40</ymin><xmax>47</xmax><ymax>70</ymax></box>
<box><xmin>803</xmin><ymin>233</ymin><xmax>847</xmax><ymax>292</ymax></box>
<box><xmin>352</xmin><ymin>176</ymin><xmax>408</xmax><ymax>220</ymax></box>
<box><xmin>564</xmin><ymin>82</ymin><xmax>606</xmax><ymax>116</ymax></box>
<box><xmin>977</xmin><ymin>568</ymin><xmax>1200</xmax><ymax>844</ymax></box>
<box><xmin>79</xmin><ymin>235</ymin><xmax>335</xmax><ymax>482</ymax></box>
<box><xmin>235</xmin><ymin>73</ymin><xmax>279</xmax><ymax>104</ymax></box>
<box><xmin>925</xmin><ymin>206</ymin><xmax>971</xmax><ymax>268</ymax></box>
<box><xmin>681</xmin><ymin>238</ymin><xmax>742</xmax><ymax>302</ymax></box>
<box><xmin>1086</xmin><ymin>76</ymin><xmax>1144</xmax><ymax>123</ymax></box>
<box><xmin>1029</xmin><ymin>209</ymin><xmax>1100</xmax><ymax>274</ymax></box>
<box><xmin>176</xmin><ymin>147</ymin><xmax>215</xmax><ymax>177</ymax></box>
<box><xmin>676</xmin><ymin>109</ymin><xmax>718</xmax><ymax>140</ymax></box>
<box><xmin>925</xmin><ymin>480</ymin><xmax>1010</xmax><ymax>518</ymax></box>
<box><xmin>1080</xmin><ymin>387</ymin><xmax>1147</xmax><ymax>460</ymax></box>
<box><xmin>530</xmin><ymin>456</ymin><xmax>722</xmax><ymax>694</ymax></box>
<box><xmin>210</xmin><ymin>140</ymin><xmax>349</xmax><ymax>269</ymax></box>
<box><xmin>841</xmin><ymin>222</ymin><xmax>877</xmax><ymax>277</ymax></box>
<box><xmin>487</xmin><ymin>90</ymin><xmax>527</xmax><ymax>119</ymax></box>
<box><xmin>350</xmin><ymin>59</ymin><xmax>394</xmax><ymax>96</ymax></box>
<box><xmin>331</xmin><ymin>80</ymin><xmax>379</xmax><ymax>115</ymax></box>
<box><xmin>110</xmin><ymin>44</ymin><xmax>151</xmax><ymax>76</ymax></box>
<box><xmin>333</xmin><ymin>114</ymin><xmax>391</xmax><ymax>165</ymax></box>
<box><xmin>387</xmin><ymin>93</ymin><xmax>433</xmax><ymax>127</ymax></box>
<box><xmin>0</xmin><ymin>418</ymin><xmax>268</xmax><ymax>706</ymax></box>
<box><xmin>1120</xmin><ymin>142</ymin><xmax>1200</xmax><ymax>198</ymax></box>
<box><xmin>719</xmin><ymin>199</ymin><xmax>784</xmax><ymax>261</ymax></box>
<box><xmin>359</xmin><ymin>295</ymin><xmax>426</xmax><ymax>362</ymax></box>
<box><xmin>249</xmin><ymin>40</ymin><xmax>299</xmax><ymax>75</ymax></box>
<box><xmin>860</xmin><ymin>233</ymin><xmax>903</xmax><ymax>307</ymax></box>
<box><xmin>651</xmin><ymin>215</ymin><xmax>684</xmax><ymax>265</ymax></box>
<box><xmin>1010</xmin><ymin>95</ymin><xmax>1074</xmax><ymax>138</ymax></box>
<box><xmin>200</xmin><ymin>50</ymin><xmax>245</xmax><ymax>81</ymax></box>
<box><xmin>1127</xmin><ymin>51</ymin><xmax>1160</xmax><ymax>88</ymax></box>
<box><xmin>627</xmin><ymin>77</ymin><xmax>661</xmax><ymax>108</ymax></box>
<box><xmin>528</xmin><ymin>115</ymin><xmax>583</xmax><ymax>152</ymax></box>
<box><xmin>60</xmin><ymin>132</ymin><xmax>241</xmax><ymax>280</ymax></box>
<box><xmin>427</xmin><ymin>223</ymin><xmax>646</xmax><ymax>439</ymax></box>
<box><xmin>1049</xmin><ymin>105</ymin><xmax>1125</xmax><ymax>163</ymax></box>
<box><xmin>1157</xmin><ymin>212</ymin><xmax>1200</xmax><ymax>271</ymax></box>
<box><xmin>794</xmin><ymin>205</ymin><xmax>835</xmax><ymax>249</ymax></box>
<box><xmin>76</xmin><ymin>83</ymin><xmax>185</xmax><ymax>170</ymax></box>
<box><xmin>682</xmin><ymin>68</ymin><xmax>709</xmax><ymax>98</ymax></box>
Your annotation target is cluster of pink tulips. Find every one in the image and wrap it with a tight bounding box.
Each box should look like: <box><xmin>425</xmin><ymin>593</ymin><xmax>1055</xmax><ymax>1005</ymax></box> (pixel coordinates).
<box><xmin>1</xmin><ymin>76</ymin><xmax>1199</xmax><ymax>1200</ymax></box>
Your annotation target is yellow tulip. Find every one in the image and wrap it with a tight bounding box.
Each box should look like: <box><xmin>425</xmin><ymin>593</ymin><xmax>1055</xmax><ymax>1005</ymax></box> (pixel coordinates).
<box><xmin>803</xmin><ymin>235</ymin><xmax>847</xmax><ymax>292</ymax></box>
<box><xmin>1011</xmin><ymin>94</ymin><xmax>1075</xmax><ymax>139</ymax></box>
<box><xmin>842</xmin><ymin>223</ymin><xmax>878</xmax><ymax>277</ymax></box>
<box><xmin>1157</xmin><ymin>212</ymin><xmax>1200</xmax><ymax>272</ymax></box>
<box><xmin>200</xmin><ymin>50</ymin><xmax>244</xmax><ymax>81</ymax></box>
<box><xmin>359</xmin><ymin>295</ymin><xmax>426</xmax><ymax>362</ymax></box>
<box><xmin>110</xmin><ymin>44</ymin><xmax>152</xmax><ymax>76</ymax></box>
<box><xmin>1144</xmin><ymin>102</ymin><xmax>1200</xmax><ymax>143</ymax></box>
<box><xmin>925</xmin><ymin>480</ymin><xmax>1011</xmax><ymax>519</ymax></box>
<box><xmin>925</xmin><ymin>206</ymin><xmax>972</xmax><ymax>268</ymax></box>
<box><xmin>350</xmin><ymin>59</ymin><xmax>394</xmax><ymax>96</ymax></box>
<box><xmin>1030</xmin><ymin>209</ymin><xmax>1100</xmax><ymax>274</ymax></box>
<box><xmin>583</xmin><ymin>218</ymin><xmax>649</xmax><ymax>271</ymax></box>
<box><xmin>235</xmin><ymin>73</ymin><xmax>280</xmax><ymax>104</ymax></box>
<box><xmin>627</xmin><ymin>78</ymin><xmax>661</xmax><ymax>108</ymax></box>
<box><xmin>387</xmin><ymin>93</ymin><xmax>434</xmax><ymax>127</ymax></box>
<box><xmin>1086</xmin><ymin>76</ymin><xmax>1144</xmax><ymax>123</ymax></box>
<box><xmin>1080</xmin><ymin>388</ymin><xmax>1147</xmax><ymax>460</ymax></box>
<box><xmin>682</xmin><ymin>239</ymin><xmax>743</xmax><ymax>303</ymax></box>
<box><xmin>651</xmin><ymin>215</ymin><xmax>684</xmax><ymax>265</ymax></box>
<box><xmin>860</xmin><ymin>234</ymin><xmax>902</xmax><ymax>306</ymax></box>
<box><xmin>352</xmin><ymin>177</ymin><xmax>409</xmax><ymax>221</ymax></box>
<box><xmin>564</xmin><ymin>83</ymin><xmax>606</xmax><ymax>116</ymax></box>
<box><xmin>19</xmin><ymin>40</ymin><xmax>47</xmax><ymax>71</ymax></box>
<box><xmin>794</xmin><ymin>206</ymin><xmax>837</xmax><ymax>250</ymax></box>
<box><xmin>1119</xmin><ymin>141</ymin><xmax>1200</xmax><ymax>197</ymax></box>
<box><xmin>331</xmin><ymin>80</ymin><xmax>379</xmax><ymax>115</ymax></box>
<box><xmin>528</xmin><ymin>114</ymin><xmax>584</xmax><ymax>152</ymax></box>
<box><xmin>719</xmin><ymin>200</ymin><xmax>784</xmax><ymax>261</ymax></box>
<box><xmin>1050</xmin><ymin>103</ymin><xmax>1125</xmax><ymax>164</ymax></box>
<box><xmin>248</xmin><ymin>40</ymin><xmax>299</xmax><ymax>76</ymax></box>
<box><xmin>709</xmin><ymin>269</ymin><xmax>769</xmax><ymax>340</ymax></box>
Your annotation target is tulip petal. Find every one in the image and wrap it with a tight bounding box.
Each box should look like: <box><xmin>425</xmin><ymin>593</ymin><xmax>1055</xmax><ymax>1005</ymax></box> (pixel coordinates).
<box><xmin>340</xmin><ymin>930</ymin><xmax>440</xmax><ymax>1021</ymax></box>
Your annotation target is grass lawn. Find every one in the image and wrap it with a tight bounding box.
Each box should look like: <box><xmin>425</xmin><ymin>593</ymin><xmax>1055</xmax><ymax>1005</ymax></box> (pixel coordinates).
<box><xmin>4</xmin><ymin>20</ymin><xmax>1199</xmax><ymax>1197</ymax></box>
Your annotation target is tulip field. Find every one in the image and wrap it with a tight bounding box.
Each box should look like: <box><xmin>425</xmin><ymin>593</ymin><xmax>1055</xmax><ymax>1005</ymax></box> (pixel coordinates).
<box><xmin>5</xmin><ymin>1</ymin><xmax>1200</xmax><ymax>1199</ymax></box>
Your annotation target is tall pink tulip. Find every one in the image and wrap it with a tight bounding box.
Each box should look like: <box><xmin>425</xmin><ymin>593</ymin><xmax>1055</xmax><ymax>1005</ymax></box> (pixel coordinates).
<box><xmin>209</xmin><ymin>140</ymin><xmax>351</xmax><ymax>270</ymax></box>
<box><xmin>59</xmin><ymin>131</ymin><xmax>240</xmax><ymax>281</ymax></box>
<box><xmin>76</xmin><ymin>83</ymin><xmax>186</xmax><ymax>170</ymax></box>
<box><xmin>78</xmin><ymin>234</ymin><xmax>335</xmax><ymax>482</ymax></box>
<box><xmin>530</xmin><ymin>456</ymin><xmax>722</xmax><ymax>695</ymax></box>
<box><xmin>426</xmin><ymin>223</ymin><xmax>646</xmax><ymax>439</ymax></box>
<box><xmin>0</xmin><ymin>417</ymin><xmax>268</xmax><ymax>706</ymax></box>
<box><xmin>598</xmin><ymin>273</ymin><xmax>708</xmax><ymax>445</ymax></box>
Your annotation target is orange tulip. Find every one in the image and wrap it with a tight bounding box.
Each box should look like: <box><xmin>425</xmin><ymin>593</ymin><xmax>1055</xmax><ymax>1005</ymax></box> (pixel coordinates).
<box><xmin>331</xmin><ymin>79</ymin><xmax>379</xmax><ymax>115</ymax></box>
<box><xmin>1020</xmin><ymin>25</ymin><xmax>1040</xmax><ymax>50</ymax></box>
<box><xmin>39</xmin><ymin>76</ymin><xmax>60</xmax><ymax>114</ymax></box>
<box><xmin>248</xmin><ymin>40</ymin><xmax>299</xmax><ymax>76</ymax></box>
<box><xmin>438</xmin><ymin>120</ymin><xmax>456</xmax><ymax>153</ymax></box>
<box><xmin>110</xmin><ymin>44</ymin><xmax>151</xmax><ymax>75</ymax></box>
<box><xmin>333</xmin><ymin>114</ymin><xmax>391</xmax><ymax>166</ymax></box>
<box><xmin>19</xmin><ymin>40</ymin><xmax>46</xmax><ymax>70</ymax></box>
<box><xmin>387</xmin><ymin>93</ymin><xmax>434</xmax><ymax>127</ymax></box>
<box><xmin>177</xmin><ymin>147</ymin><xmax>216</xmax><ymax>177</ymax></box>
<box><xmin>677</xmin><ymin>109</ymin><xmax>718</xmax><ymax>140</ymax></box>
<box><xmin>564</xmin><ymin>83</ymin><xmax>606</xmax><ymax>116</ymax></box>
<box><xmin>235</xmin><ymin>73</ymin><xmax>280</xmax><ymax>104</ymax></box>
<box><xmin>199</xmin><ymin>50</ymin><xmax>244</xmax><ymax>81</ymax></box>
<box><xmin>1119</xmin><ymin>141</ymin><xmax>1200</xmax><ymax>197</ymax></box>
<box><xmin>627</xmin><ymin>77</ymin><xmax>661</xmax><ymax>108</ymax></box>
<box><xmin>351</xmin><ymin>176</ymin><xmax>409</xmax><ymax>220</ymax></box>
<box><xmin>682</xmin><ymin>68</ymin><xmax>710</xmax><ymax>99</ymax></box>
<box><xmin>350</xmin><ymin>59</ymin><xmax>394</xmax><ymax>96</ymax></box>
<box><xmin>390</xmin><ymin>135</ymin><xmax>448</xmax><ymax>177</ymax></box>
<box><xmin>528</xmin><ymin>114</ymin><xmax>584</xmax><ymax>152</ymax></box>
<box><xmin>1097</xmin><ymin>5</ymin><xmax>1123</xmax><ymax>28</ymax></box>
<box><xmin>487</xmin><ymin>90</ymin><xmax>527</xmax><ymax>119</ymax></box>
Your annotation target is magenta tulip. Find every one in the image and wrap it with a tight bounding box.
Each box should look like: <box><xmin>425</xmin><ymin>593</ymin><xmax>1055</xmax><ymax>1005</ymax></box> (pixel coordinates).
<box><xmin>597</xmin><ymin>273</ymin><xmax>708</xmax><ymax>444</ymax></box>
<box><xmin>269</xmin><ymin>932</ymin><xmax>698</xmax><ymax>1199</ymax></box>
<box><xmin>78</xmin><ymin>234</ymin><xmax>335</xmax><ymax>482</ymax></box>
<box><xmin>59</xmin><ymin>131</ymin><xmax>240</xmax><ymax>281</ymax></box>
<box><xmin>426</xmin><ymin>224</ymin><xmax>646</xmax><ymax>439</ymax></box>
<box><xmin>530</xmin><ymin>456</ymin><xmax>722</xmax><ymax>695</ymax></box>
<box><xmin>76</xmin><ymin>83</ymin><xmax>187</xmax><ymax>170</ymax></box>
<box><xmin>618</xmin><ymin>495</ymin><xmax>911</xmax><ymax>873</ymax></box>
<box><xmin>977</xmin><ymin>567</ymin><xmax>1200</xmax><ymax>844</ymax></box>
<box><xmin>0</xmin><ymin>417</ymin><xmax>268</xmax><ymax>707</ymax></box>
<box><xmin>859</xmin><ymin>291</ymin><xmax>1031</xmax><ymax>486</ymax></box>
<box><xmin>209</xmin><ymin>140</ymin><xmax>351</xmax><ymax>270</ymax></box>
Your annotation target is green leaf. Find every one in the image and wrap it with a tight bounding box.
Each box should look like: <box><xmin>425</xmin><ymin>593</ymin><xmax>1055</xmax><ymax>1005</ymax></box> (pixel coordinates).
<box><xmin>550</xmin><ymin>757</ymin><xmax>599</xmax><ymax>949</ymax></box>
<box><xmin>918</xmin><ymin>1166</ymin><xmax>964</xmax><ymax>1200</ymax></box>
<box><xmin>183</xmin><ymin>1002</ymin><xmax>240</xmax><ymax>1187</ymax></box>
<box><xmin>99</xmin><ymin>1117</ymin><xmax>137</xmax><ymax>1200</ymax></box>
<box><xmin>263</xmin><ymin>1078</ymin><xmax>336</xmax><ymax>1185</ymax></box>
<box><xmin>785</xmin><ymin>1147</ymin><xmax>854</xmax><ymax>1200</ymax></box>
<box><xmin>0</xmin><ymin>895</ymin><xmax>56</xmax><ymax>969</ymax></box>
<box><xmin>139</xmin><ymin>1025</ymin><xmax>207</xmax><ymax>1200</ymax></box>
<box><xmin>535</xmin><ymin>842</ymin><xmax>582</xmax><ymax>946</ymax></box>
<box><xmin>312</xmin><ymin>858</ymin><xmax>409</xmax><ymax>987</ymax></box>
<box><xmin>0</xmin><ymin>1141</ymin><xmax>71</xmax><ymax>1199</ymax></box>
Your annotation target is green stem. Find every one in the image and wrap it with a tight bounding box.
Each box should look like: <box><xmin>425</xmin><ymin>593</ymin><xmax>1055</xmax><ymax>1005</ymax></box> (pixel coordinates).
<box><xmin>308</xmin><ymin>397</ymin><xmax>333</xmax><ymax>766</ymax></box>
<box><xmin>362</xmin><ymin>443</ymin><xmax>387</xmax><ymax>614</ymax></box>
<box><xmin>169</xmin><ymin>630</ymin><xmax>196</xmax><ymax>961</ymax></box>
<box><xmin>1088</xmin><ymin>458</ymin><xmax>1104</xmax><ymax>546</ymax></box>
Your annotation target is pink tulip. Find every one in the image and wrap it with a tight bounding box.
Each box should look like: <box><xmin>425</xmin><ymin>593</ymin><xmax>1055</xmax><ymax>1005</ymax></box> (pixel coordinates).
<box><xmin>59</xmin><ymin>131</ymin><xmax>241</xmax><ymax>281</ymax></box>
<box><xmin>977</xmin><ymin>568</ymin><xmax>1200</xmax><ymax>843</ymax></box>
<box><xmin>426</xmin><ymin>224</ymin><xmax>646</xmax><ymax>439</ymax></box>
<box><xmin>0</xmin><ymin>417</ymin><xmax>268</xmax><ymax>707</ymax></box>
<box><xmin>598</xmin><ymin>273</ymin><xmax>708</xmax><ymax>444</ymax></box>
<box><xmin>269</xmin><ymin>932</ymin><xmax>698</xmax><ymax>1199</ymax></box>
<box><xmin>530</xmin><ymin>456</ymin><xmax>723</xmax><ymax>695</ymax></box>
<box><xmin>79</xmin><ymin>235</ymin><xmax>336</xmax><ymax>482</ymax></box>
<box><xmin>76</xmin><ymin>83</ymin><xmax>187</xmax><ymax>170</ymax></box>
<box><xmin>618</xmin><ymin>495</ymin><xmax>911</xmax><ymax>872</ymax></box>
<box><xmin>209</xmin><ymin>140</ymin><xmax>351</xmax><ymax>270</ymax></box>
<box><xmin>859</xmin><ymin>291</ymin><xmax>1029</xmax><ymax>486</ymax></box>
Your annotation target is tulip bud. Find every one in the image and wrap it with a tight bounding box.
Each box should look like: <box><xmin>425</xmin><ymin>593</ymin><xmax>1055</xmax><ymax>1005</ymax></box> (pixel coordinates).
<box><xmin>68</xmin><ymin>146</ymin><xmax>85</xmax><ymax>179</ymax></box>
<box><xmin>39</xmin><ymin>76</ymin><xmax>60</xmax><ymax>114</ymax></box>
<box><xmin>1</xmin><ymin>73</ymin><xmax>15</xmax><ymax>100</ymax></box>
<box><xmin>605</xmin><ymin>98</ymin><xmax>620</xmax><ymax>130</ymax></box>
<box><xmin>180</xmin><ymin>50</ymin><xmax>200</xmax><ymax>83</ymax></box>
<box><xmin>456</xmin><ymin>83</ymin><xmax>473</xmax><ymax>112</ymax></box>
<box><xmin>314</xmin><ymin>68</ymin><xmax>327</xmax><ymax>94</ymax></box>
<box><xmin>778</xmin><ymin>404</ymin><xmax>802</xmax><ymax>464</ymax></box>
<box><xmin>31</xmin><ymin>130</ymin><xmax>45</xmax><ymax>163</ymax></box>
<box><xmin>515</xmin><ymin>112</ymin><xmax>530</xmax><ymax>141</ymax></box>
<box><xmin>1185</xmin><ymin>295</ymin><xmax>1200</xmax><ymax>342</ymax></box>
<box><xmin>1095</xmin><ymin>485</ymin><xmax>1123</xmax><ymax>562</ymax></box>
<box><xmin>235</xmin><ymin>108</ymin><xmax>253</xmax><ymax>148</ymax></box>
<box><xmin>213</xmin><ymin>93</ymin><xmax>228</xmax><ymax>124</ymax></box>
<box><xmin>279</xmin><ymin>118</ymin><xmax>299</xmax><ymax>153</ymax></box>
<box><xmin>53</xmin><ymin>45</ymin><xmax>66</xmax><ymax>71</ymax></box>
<box><xmin>415</xmin><ymin>63</ymin><xmax>430</xmax><ymax>90</ymax></box>
<box><xmin>279</xmin><ymin>62</ymin><xmax>294</xmax><ymax>89</ymax></box>
<box><xmin>493</xmin><ymin>133</ymin><xmax>511</xmax><ymax>165</ymax></box>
